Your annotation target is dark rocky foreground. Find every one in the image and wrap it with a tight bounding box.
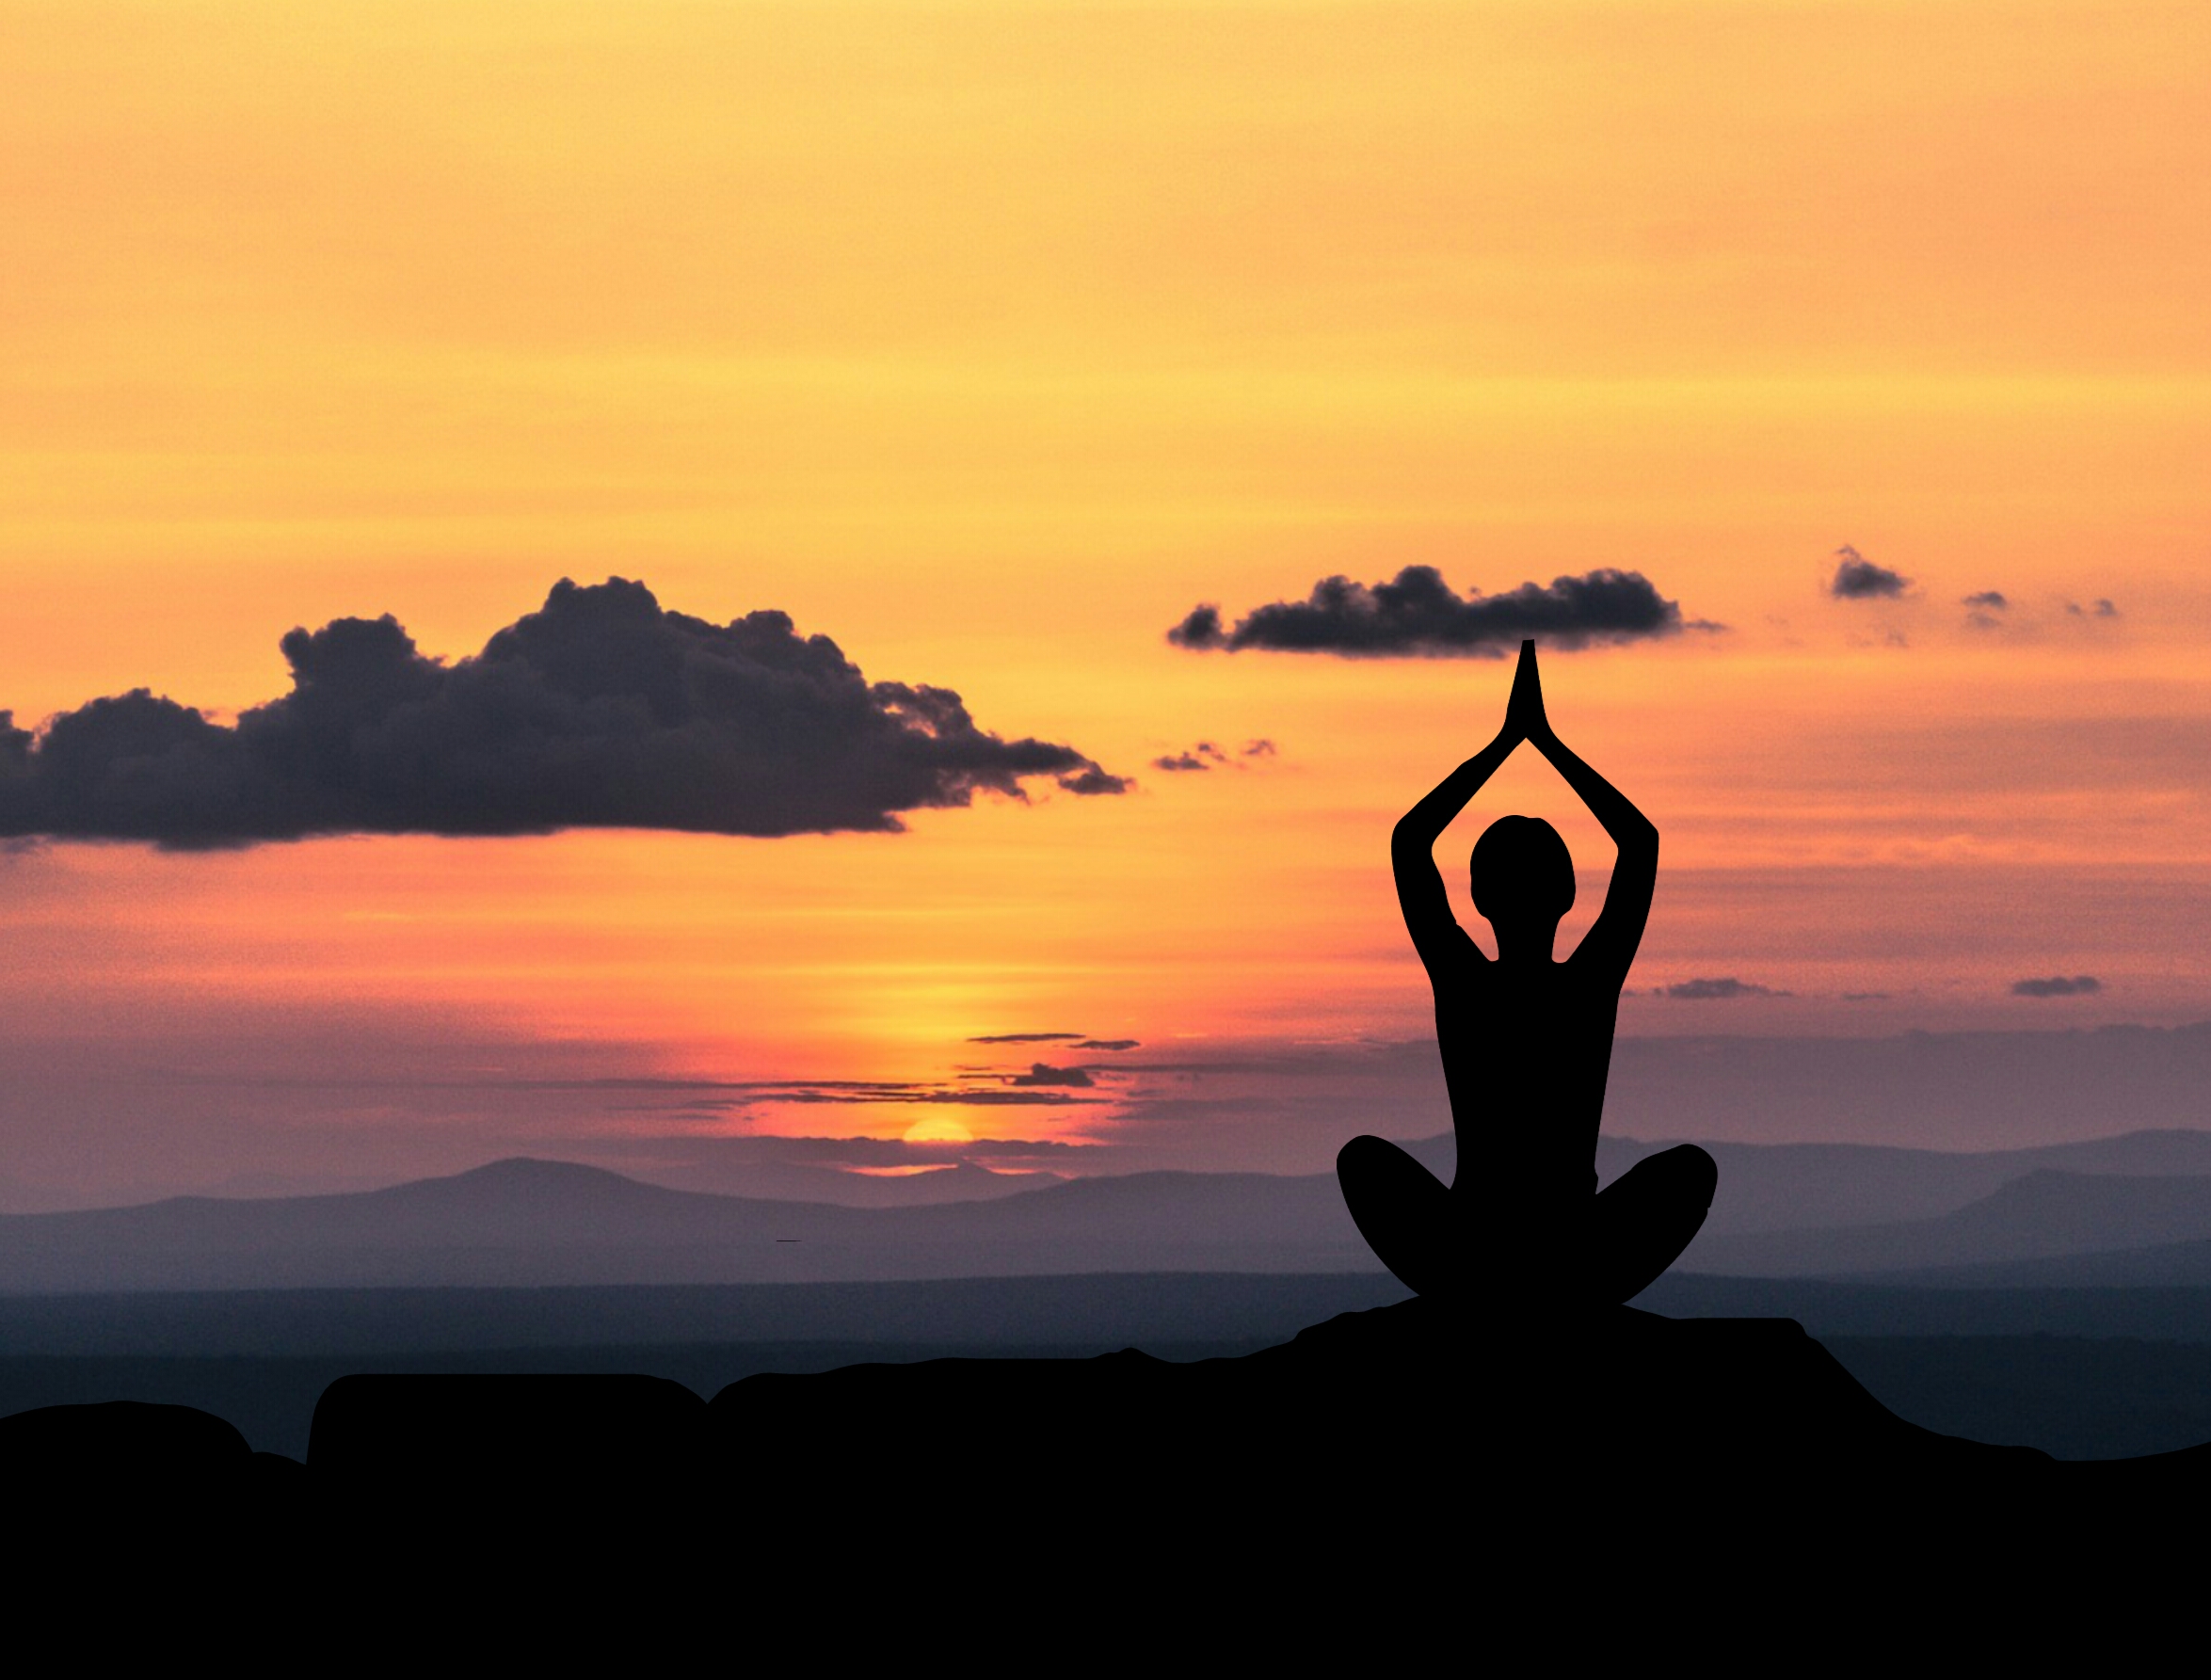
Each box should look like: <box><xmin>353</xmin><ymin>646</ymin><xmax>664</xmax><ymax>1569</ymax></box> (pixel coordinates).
<box><xmin>8</xmin><ymin>1302</ymin><xmax>2201</xmax><ymax>1646</ymax></box>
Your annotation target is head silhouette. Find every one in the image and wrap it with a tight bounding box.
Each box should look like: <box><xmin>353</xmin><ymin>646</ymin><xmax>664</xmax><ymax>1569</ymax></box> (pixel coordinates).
<box><xmin>1469</xmin><ymin>815</ymin><xmax>1575</xmax><ymax>934</ymax></box>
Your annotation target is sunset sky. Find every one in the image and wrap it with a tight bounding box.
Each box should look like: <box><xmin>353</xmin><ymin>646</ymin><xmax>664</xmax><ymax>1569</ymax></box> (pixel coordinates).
<box><xmin>2</xmin><ymin>1</ymin><xmax>2206</xmax><ymax>1208</ymax></box>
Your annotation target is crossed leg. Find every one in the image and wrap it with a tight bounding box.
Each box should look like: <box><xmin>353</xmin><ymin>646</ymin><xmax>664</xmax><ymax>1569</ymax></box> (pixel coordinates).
<box><xmin>1336</xmin><ymin>1135</ymin><xmax>1717</xmax><ymax>1306</ymax></box>
<box><xmin>1588</xmin><ymin>1144</ymin><xmax>1717</xmax><ymax>1304</ymax></box>
<box><xmin>1336</xmin><ymin>1134</ymin><xmax>1458</xmax><ymax>1299</ymax></box>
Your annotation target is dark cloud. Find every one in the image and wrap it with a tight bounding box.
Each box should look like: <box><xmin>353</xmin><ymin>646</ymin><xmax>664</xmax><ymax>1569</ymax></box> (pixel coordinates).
<box><xmin>1057</xmin><ymin>766</ymin><xmax>1133</xmax><ymax>795</ymax></box>
<box><xmin>626</xmin><ymin>1133</ymin><xmax>1097</xmax><ymax>1167</ymax></box>
<box><xmin>2011</xmin><ymin>975</ymin><xmax>2102</xmax><ymax>999</ymax></box>
<box><xmin>1655</xmin><ymin>977</ymin><xmax>1788</xmax><ymax>1001</ymax></box>
<box><xmin>968</xmin><ymin>1032</ymin><xmax>1084</xmax><ymax>1045</ymax></box>
<box><xmin>1073</xmin><ymin>1039</ymin><xmax>1140</xmax><ymax>1051</ymax></box>
<box><xmin>1830</xmin><ymin>547</ymin><xmax>1911</xmax><ymax>600</ymax></box>
<box><xmin>2066</xmin><ymin>598</ymin><xmax>2120</xmax><ymax>619</ymax></box>
<box><xmin>0</xmin><ymin>578</ymin><xmax>1126</xmax><ymax>848</ymax></box>
<box><xmin>1005</xmin><ymin>1064</ymin><xmax>1096</xmax><ymax>1088</ymax></box>
<box><xmin>1962</xmin><ymin>591</ymin><xmax>2009</xmax><ymax>632</ymax></box>
<box><xmin>732</xmin><ymin>1086</ymin><xmax>1099</xmax><ymax>1107</ymax></box>
<box><xmin>1168</xmin><ymin>567</ymin><xmax>1706</xmax><ymax>658</ymax></box>
<box><xmin>1153</xmin><ymin>739</ymin><xmax>1280</xmax><ymax>772</ymax></box>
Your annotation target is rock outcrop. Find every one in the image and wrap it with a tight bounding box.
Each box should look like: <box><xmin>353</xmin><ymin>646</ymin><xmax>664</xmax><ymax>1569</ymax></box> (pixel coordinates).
<box><xmin>7</xmin><ymin>1304</ymin><xmax>2202</xmax><ymax>1640</ymax></box>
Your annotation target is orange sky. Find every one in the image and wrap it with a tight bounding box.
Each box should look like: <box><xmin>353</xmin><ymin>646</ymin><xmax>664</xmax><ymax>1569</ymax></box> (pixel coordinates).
<box><xmin>2</xmin><ymin>2</ymin><xmax>2206</xmax><ymax>1203</ymax></box>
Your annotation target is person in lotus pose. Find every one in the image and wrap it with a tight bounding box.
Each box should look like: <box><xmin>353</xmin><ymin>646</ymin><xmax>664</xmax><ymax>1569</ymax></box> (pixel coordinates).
<box><xmin>1338</xmin><ymin>639</ymin><xmax>1715</xmax><ymax>1307</ymax></box>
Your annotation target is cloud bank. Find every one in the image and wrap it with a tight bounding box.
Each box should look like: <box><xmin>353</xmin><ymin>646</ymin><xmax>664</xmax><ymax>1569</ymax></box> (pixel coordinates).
<box><xmin>1168</xmin><ymin>567</ymin><xmax>1704</xmax><ymax>657</ymax></box>
<box><xmin>0</xmin><ymin>579</ymin><xmax>1127</xmax><ymax>847</ymax></box>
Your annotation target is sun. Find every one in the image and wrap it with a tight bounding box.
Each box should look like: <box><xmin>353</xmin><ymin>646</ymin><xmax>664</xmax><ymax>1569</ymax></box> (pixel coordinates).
<box><xmin>902</xmin><ymin>1117</ymin><xmax>975</xmax><ymax>1144</ymax></box>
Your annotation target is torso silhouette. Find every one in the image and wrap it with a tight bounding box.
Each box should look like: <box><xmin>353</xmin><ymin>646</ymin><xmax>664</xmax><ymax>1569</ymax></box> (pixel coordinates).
<box><xmin>1430</xmin><ymin>936</ymin><xmax>1624</xmax><ymax>1217</ymax></box>
<box><xmin>1336</xmin><ymin>639</ymin><xmax>1715</xmax><ymax>1305</ymax></box>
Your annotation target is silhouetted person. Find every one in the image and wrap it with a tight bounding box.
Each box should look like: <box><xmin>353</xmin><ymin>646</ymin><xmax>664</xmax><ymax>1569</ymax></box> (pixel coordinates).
<box><xmin>1338</xmin><ymin>639</ymin><xmax>1715</xmax><ymax>1308</ymax></box>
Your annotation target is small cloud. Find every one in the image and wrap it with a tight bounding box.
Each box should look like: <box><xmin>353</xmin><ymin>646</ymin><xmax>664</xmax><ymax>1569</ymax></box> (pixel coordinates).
<box><xmin>2011</xmin><ymin>975</ymin><xmax>2102</xmax><ymax>999</ymax></box>
<box><xmin>1840</xmin><ymin>991</ymin><xmax>1892</xmax><ymax>1002</ymax></box>
<box><xmin>1169</xmin><ymin>567</ymin><xmax>1709</xmax><ymax>658</ymax></box>
<box><xmin>1153</xmin><ymin>742</ymin><xmax>1230</xmax><ymax>772</ymax></box>
<box><xmin>1006</xmin><ymin>1064</ymin><xmax>1096</xmax><ymax>1088</ymax></box>
<box><xmin>1058</xmin><ymin>767</ymin><xmax>1131</xmax><ymax>795</ymax></box>
<box><xmin>2094</xmin><ymin>599</ymin><xmax>2119</xmax><ymax>617</ymax></box>
<box><xmin>1830</xmin><ymin>547</ymin><xmax>1911</xmax><ymax>600</ymax></box>
<box><xmin>968</xmin><ymin>1032</ymin><xmax>1085</xmax><ymax>1044</ymax></box>
<box><xmin>1154</xmin><ymin>740</ymin><xmax>1278</xmax><ymax>773</ymax></box>
<box><xmin>1658</xmin><ymin>977</ymin><xmax>1789</xmax><ymax>1000</ymax></box>
<box><xmin>1963</xmin><ymin>591</ymin><xmax>2009</xmax><ymax>627</ymax></box>
<box><xmin>1073</xmin><ymin>1038</ymin><xmax>1139</xmax><ymax>1051</ymax></box>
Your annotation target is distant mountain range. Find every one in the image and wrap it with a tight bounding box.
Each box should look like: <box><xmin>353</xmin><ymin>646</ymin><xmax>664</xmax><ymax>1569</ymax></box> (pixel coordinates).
<box><xmin>1681</xmin><ymin>1170</ymin><xmax>2211</xmax><ymax>1279</ymax></box>
<box><xmin>1614</xmin><ymin>1128</ymin><xmax>2211</xmax><ymax>1238</ymax></box>
<box><xmin>0</xmin><ymin>1158</ymin><xmax>1373</xmax><ymax>1290</ymax></box>
<box><xmin>6</xmin><ymin>1127</ymin><xmax>2211</xmax><ymax>1292</ymax></box>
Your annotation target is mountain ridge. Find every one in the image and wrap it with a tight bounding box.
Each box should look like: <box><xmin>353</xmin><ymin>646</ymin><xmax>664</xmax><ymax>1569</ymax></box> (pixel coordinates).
<box><xmin>11</xmin><ymin>1129</ymin><xmax>2211</xmax><ymax>1292</ymax></box>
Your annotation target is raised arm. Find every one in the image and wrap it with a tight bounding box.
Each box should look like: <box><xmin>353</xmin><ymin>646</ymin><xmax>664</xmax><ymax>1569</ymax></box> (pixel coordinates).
<box><xmin>1511</xmin><ymin>640</ymin><xmax>1658</xmax><ymax>977</ymax></box>
<box><xmin>1392</xmin><ymin>722</ymin><xmax>1518</xmax><ymax>973</ymax></box>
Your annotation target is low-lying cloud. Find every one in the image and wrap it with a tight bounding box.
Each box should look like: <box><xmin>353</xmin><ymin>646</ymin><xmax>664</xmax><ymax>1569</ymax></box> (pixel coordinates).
<box><xmin>1652</xmin><ymin>977</ymin><xmax>1788</xmax><ymax>1001</ymax></box>
<box><xmin>1005</xmin><ymin>1064</ymin><xmax>1097</xmax><ymax>1088</ymax></box>
<box><xmin>1168</xmin><ymin>567</ymin><xmax>1705</xmax><ymax>657</ymax></box>
<box><xmin>724</xmin><ymin>1084</ymin><xmax>1101</xmax><ymax>1108</ymax></box>
<box><xmin>2012</xmin><ymin>975</ymin><xmax>2102</xmax><ymax>998</ymax></box>
<box><xmin>0</xmin><ymin>579</ymin><xmax>1128</xmax><ymax>847</ymax></box>
<box><xmin>1830</xmin><ymin>547</ymin><xmax>1911</xmax><ymax>600</ymax></box>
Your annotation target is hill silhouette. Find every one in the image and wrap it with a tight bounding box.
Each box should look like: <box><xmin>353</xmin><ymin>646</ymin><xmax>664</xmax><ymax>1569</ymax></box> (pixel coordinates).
<box><xmin>12</xmin><ymin>1135</ymin><xmax>2211</xmax><ymax>1290</ymax></box>
<box><xmin>0</xmin><ymin>1157</ymin><xmax>1371</xmax><ymax>1289</ymax></box>
<box><xmin>1871</xmin><ymin>1239</ymin><xmax>2211</xmax><ymax>1289</ymax></box>
<box><xmin>1633</xmin><ymin>1128</ymin><xmax>2211</xmax><ymax>1240</ymax></box>
<box><xmin>1683</xmin><ymin>1169</ymin><xmax>2211</xmax><ymax>1277</ymax></box>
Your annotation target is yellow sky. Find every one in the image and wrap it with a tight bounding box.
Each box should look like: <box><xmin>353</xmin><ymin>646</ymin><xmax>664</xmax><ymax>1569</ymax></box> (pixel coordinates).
<box><xmin>1</xmin><ymin>2</ymin><xmax>2206</xmax><ymax>1196</ymax></box>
